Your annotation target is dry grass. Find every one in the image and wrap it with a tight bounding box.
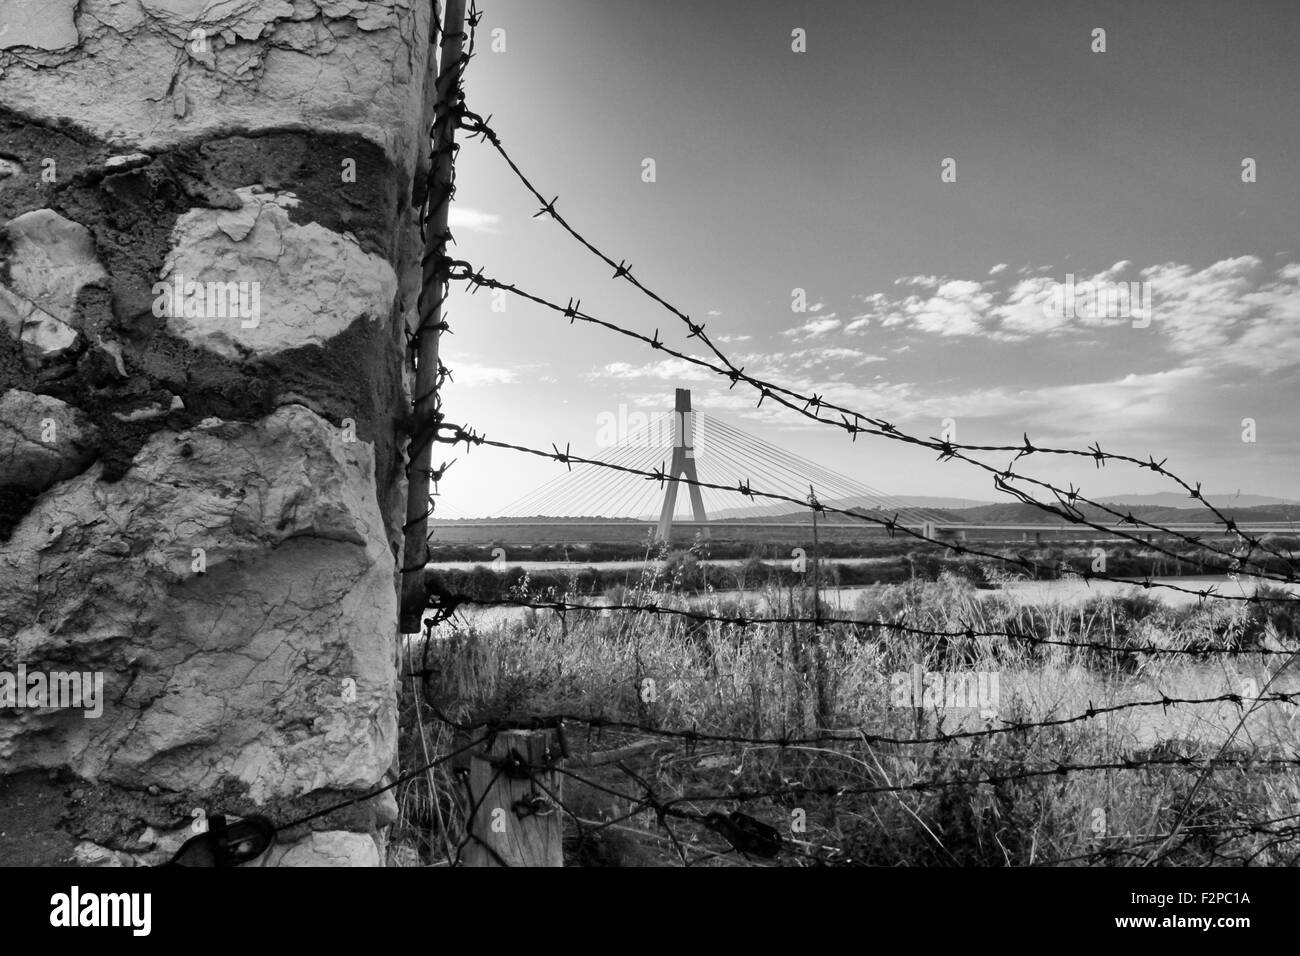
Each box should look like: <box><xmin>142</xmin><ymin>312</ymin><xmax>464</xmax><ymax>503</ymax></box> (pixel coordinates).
<box><xmin>390</xmin><ymin>566</ymin><xmax>1300</xmax><ymax>867</ymax></box>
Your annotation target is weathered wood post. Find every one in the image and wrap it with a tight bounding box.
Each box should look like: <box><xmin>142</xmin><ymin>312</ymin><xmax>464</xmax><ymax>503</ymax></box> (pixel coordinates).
<box><xmin>465</xmin><ymin>730</ymin><xmax>565</xmax><ymax>866</ymax></box>
<box><xmin>401</xmin><ymin>0</ymin><xmax>467</xmax><ymax>632</ymax></box>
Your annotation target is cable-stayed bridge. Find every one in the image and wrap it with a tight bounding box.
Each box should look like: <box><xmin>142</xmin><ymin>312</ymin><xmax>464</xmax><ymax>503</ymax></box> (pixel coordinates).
<box><xmin>483</xmin><ymin>389</ymin><xmax>947</xmax><ymax>541</ymax></box>
<box><xmin>497</xmin><ymin>395</ymin><xmax>945</xmax><ymax>526</ymax></box>
<box><xmin>432</xmin><ymin>389</ymin><xmax>1296</xmax><ymax>546</ymax></box>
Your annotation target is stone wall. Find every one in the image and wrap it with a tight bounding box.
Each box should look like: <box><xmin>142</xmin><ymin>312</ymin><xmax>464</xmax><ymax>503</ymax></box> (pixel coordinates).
<box><xmin>0</xmin><ymin>0</ymin><xmax>432</xmax><ymax>865</ymax></box>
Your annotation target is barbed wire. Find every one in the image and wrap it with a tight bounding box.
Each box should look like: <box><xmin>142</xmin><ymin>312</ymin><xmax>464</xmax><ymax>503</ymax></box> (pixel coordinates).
<box><xmin>423</xmin><ymin>692</ymin><xmax>1300</xmax><ymax>750</ymax></box>
<box><xmin>454</xmin><ymin>106</ymin><xmax>1299</xmax><ymax>575</ymax></box>
<box><xmin>401</xmin><ymin>0</ymin><xmax>484</xmax><ymax>558</ymax></box>
<box><xmin>421</xmin><ymin>591</ymin><xmax>1300</xmax><ymax>658</ymax></box>
<box><xmin>445</xmin><ymin>260</ymin><xmax>1296</xmax><ymax>584</ymax></box>
<box><xmin>426</xmin><ymin>423</ymin><xmax>1300</xmax><ymax>603</ymax></box>
<box><xmin>1034</xmin><ymin>811</ymin><xmax>1300</xmax><ymax>867</ymax></box>
<box><xmin>375</xmin><ymin>2</ymin><xmax>1300</xmax><ymax>870</ymax></box>
<box><xmin>274</xmin><ymin>732</ymin><xmax>490</xmax><ymax>835</ymax></box>
<box><xmin>420</xmin><ymin>721</ymin><xmax>1300</xmax><ymax>866</ymax></box>
<box><xmin>188</xmin><ymin>656</ymin><xmax>1293</xmax><ymax>866</ymax></box>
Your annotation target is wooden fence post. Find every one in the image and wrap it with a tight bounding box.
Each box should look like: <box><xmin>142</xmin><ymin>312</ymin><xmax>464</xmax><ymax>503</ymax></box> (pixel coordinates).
<box><xmin>400</xmin><ymin>0</ymin><xmax>467</xmax><ymax>632</ymax></box>
<box><xmin>464</xmin><ymin>730</ymin><xmax>564</xmax><ymax>866</ymax></box>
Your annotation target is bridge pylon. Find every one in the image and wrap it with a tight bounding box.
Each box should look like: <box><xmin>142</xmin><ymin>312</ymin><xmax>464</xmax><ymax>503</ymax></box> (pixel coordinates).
<box><xmin>655</xmin><ymin>388</ymin><xmax>709</xmax><ymax>542</ymax></box>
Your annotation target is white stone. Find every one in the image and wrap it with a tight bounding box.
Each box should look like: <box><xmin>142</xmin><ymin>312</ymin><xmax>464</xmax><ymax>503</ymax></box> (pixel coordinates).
<box><xmin>257</xmin><ymin>830</ymin><xmax>382</xmax><ymax>866</ymax></box>
<box><xmin>161</xmin><ymin>187</ymin><xmax>398</xmax><ymax>360</ymax></box>
<box><xmin>103</xmin><ymin>152</ymin><xmax>151</xmax><ymax>169</ymax></box>
<box><xmin>0</xmin><ymin>389</ymin><xmax>98</xmax><ymax>490</ymax></box>
<box><xmin>73</xmin><ymin>842</ymin><xmax>132</xmax><ymax>867</ymax></box>
<box><xmin>0</xmin><ymin>405</ymin><xmax>398</xmax><ymax>802</ymax></box>
<box><xmin>215</xmin><ymin>204</ymin><xmax>260</xmax><ymax>242</ymax></box>
<box><xmin>97</xmin><ymin>338</ymin><xmax>130</xmax><ymax>378</ymax></box>
<box><xmin>0</xmin><ymin>0</ymin><xmax>79</xmax><ymax>51</ymax></box>
<box><xmin>112</xmin><ymin>403</ymin><xmax>167</xmax><ymax>422</ymax></box>
<box><xmin>0</xmin><ymin>0</ymin><xmax>431</xmax><ymax>165</ymax></box>
<box><xmin>3</xmin><ymin>209</ymin><xmax>108</xmax><ymax>324</ymax></box>
<box><xmin>18</xmin><ymin>308</ymin><xmax>79</xmax><ymax>357</ymax></box>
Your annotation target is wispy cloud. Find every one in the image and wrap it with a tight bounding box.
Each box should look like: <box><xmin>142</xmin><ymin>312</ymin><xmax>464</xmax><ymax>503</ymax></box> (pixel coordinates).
<box><xmin>737</xmin><ymin>347</ymin><xmax>886</xmax><ymax>373</ymax></box>
<box><xmin>783</xmin><ymin>315</ymin><xmax>842</xmax><ymax>339</ymax></box>
<box><xmin>449</xmin><ymin>206</ymin><xmax>502</xmax><ymax>233</ymax></box>
<box><xmin>894</xmin><ymin>275</ymin><xmax>942</xmax><ymax>290</ymax></box>
<box><xmin>589</xmin><ymin>357</ymin><xmax>714</xmax><ymax>381</ymax></box>
<box><xmin>839</xmin><ymin>257</ymin><xmax>1300</xmax><ymax>370</ymax></box>
<box><xmin>454</xmin><ymin>362</ymin><xmax>517</xmax><ymax>386</ymax></box>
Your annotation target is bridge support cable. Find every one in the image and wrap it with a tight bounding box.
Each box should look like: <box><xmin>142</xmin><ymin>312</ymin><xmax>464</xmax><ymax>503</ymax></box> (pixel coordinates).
<box><xmin>493</xmin><ymin>412</ymin><xmax>672</xmax><ymax>517</ymax></box>
<box><xmin>497</xmin><ymin>442</ymin><xmax>640</xmax><ymax>517</ymax></box>
<box><xmin>700</xmin><ymin>414</ymin><xmax>947</xmax><ymax>527</ymax></box>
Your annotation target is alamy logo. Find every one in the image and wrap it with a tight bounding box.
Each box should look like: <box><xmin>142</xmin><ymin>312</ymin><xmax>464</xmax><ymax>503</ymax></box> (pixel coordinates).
<box><xmin>0</xmin><ymin>665</ymin><xmax>104</xmax><ymax>718</ymax></box>
<box><xmin>50</xmin><ymin>887</ymin><xmax>151</xmax><ymax>936</ymax></box>
<box><xmin>596</xmin><ymin>406</ymin><xmax>703</xmax><ymax>451</ymax></box>
<box><xmin>891</xmin><ymin>668</ymin><xmax>999</xmax><ymax>718</ymax></box>
<box><xmin>151</xmin><ymin>273</ymin><xmax>261</xmax><ymax>328</ymax></box>
<box><xmin>1043</xmin><ymin>273</ymin><xmax>1153</xmax><ymax>328</ymax></box>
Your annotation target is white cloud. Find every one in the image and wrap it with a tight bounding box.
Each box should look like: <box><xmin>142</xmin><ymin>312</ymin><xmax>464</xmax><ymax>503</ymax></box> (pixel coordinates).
<box><xmin>989</xmin><ymin>263</ymin><xmax>1008</xmax><ymax>276</ymax></box>
<box><xmin>454</xmin><ymin>363</ymin><xmax>517</xmax><ymax>386</ymax></box>
<box><xmin>739</xmin><ymin>347</ymin><xmax>884</xmax><ymax>372</ymax></box>
<box><xmin>783</xmin><ymin>316</ymin><xmax>843</xmax><ymax>339</ymax></box>
<box><xmin>841</xmin><ymin>257</ymin><xmax>1300</xmax><ymax>369</ymax></box>
<box><xmin>991</xmin><ymin>276</ymin><xmax>1067</xmax><ymax>337</ymax></box>
<box><xmin>894</xmin><ymin>275</ymin><xmax>942</xmax><ymax>289</ymax></box>
<box><xmin>589</xmin><ymin>357</ymin><xmax>713</xmax><ymax>381</ymax></box>
<box><xmin>800</xmin><ymin>366</ymin><xmax>1212</xmax><ymax>442</ymax></box>
<box><xmin>448</xmin><ymin>207</ymin><xmax>502</xmax><ymax>233</ymax></box>
<box><xmin>879</xmin><ymin>280</ymin><xmax>993</xmax><ymax>336</ymax></box>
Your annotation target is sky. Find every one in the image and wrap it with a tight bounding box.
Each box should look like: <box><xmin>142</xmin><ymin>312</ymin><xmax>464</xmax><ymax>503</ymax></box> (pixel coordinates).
<box><xmin>433</xmin><ymin>0</ymin><xmax>1300</xmax><ymax>518</ymax></box>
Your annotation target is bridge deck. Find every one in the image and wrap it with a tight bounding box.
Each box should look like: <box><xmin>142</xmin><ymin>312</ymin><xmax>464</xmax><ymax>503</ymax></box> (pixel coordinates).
<box><xmin>433</xmin><ymin>520</ymin><xmax>1294</xmax><ymax>533</ymax></box>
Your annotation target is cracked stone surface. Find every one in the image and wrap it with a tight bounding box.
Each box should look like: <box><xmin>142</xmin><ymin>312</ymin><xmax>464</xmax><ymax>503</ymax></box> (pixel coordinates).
<box><xmin>0</xmin><ymin>209</ymin><xmax>109</xmax><ymax>362</ymax></box>
<box><xmin>0</xmin><ymin>389</ymin><xmax>100</xmax><ymax>491</ymax></box>
<box><xmin>0</xmin><ymin>0</ymin><xmax>429</xmax><ymax>165</ymax></box>
<box><xmin>0</xmin><ymin>0</ymin><xmax>80</xmax><ymax>52</ymax></box>
<box><xmin>0</xmin><ymin>0</ymin><xmax>427</xmax><ymax>868</ymax></box>
<box><xmin>256</xmin><ymin>830</ymin><xmax>383</xmax><ymax>866</ymax></box>
<box><xmin>0</xmin><ymin>404</ymin><xmax>398</xmax><ymax>802</ymax></box>
<box><xmin>72</xmin><ymin>826</ymin><xmax>385</xmax><ymax>867</ymax></box>
<box><xmin>160</xmin><ymin>187</ymin><xmax>398</xmax><ymax>360</ymax></box>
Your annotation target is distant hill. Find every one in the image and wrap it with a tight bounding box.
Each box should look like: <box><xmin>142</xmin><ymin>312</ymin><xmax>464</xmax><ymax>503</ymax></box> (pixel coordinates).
<box><xmin>873</xmin><ymin>496</ymin><xmax>993</xmax><ymax>510</ymax></box>
<box><xmin>1096</xmin><ymin>493</ymin><xmax>1296</xmax><ymax>509</ymax></box>
<box><xmin>708</xmin><ymin>494</ymin><xmax>991</xmax><ymax>519</ymax></box>
<box><xmin>932</xmin><ymin>502</ymin><xmax>1300</xmax><ymax>525</ymax></box>
<box><xmin>693</xmin><ymin>501</ymin><xmax>1300</xmax><ymax>526</ymax></box>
